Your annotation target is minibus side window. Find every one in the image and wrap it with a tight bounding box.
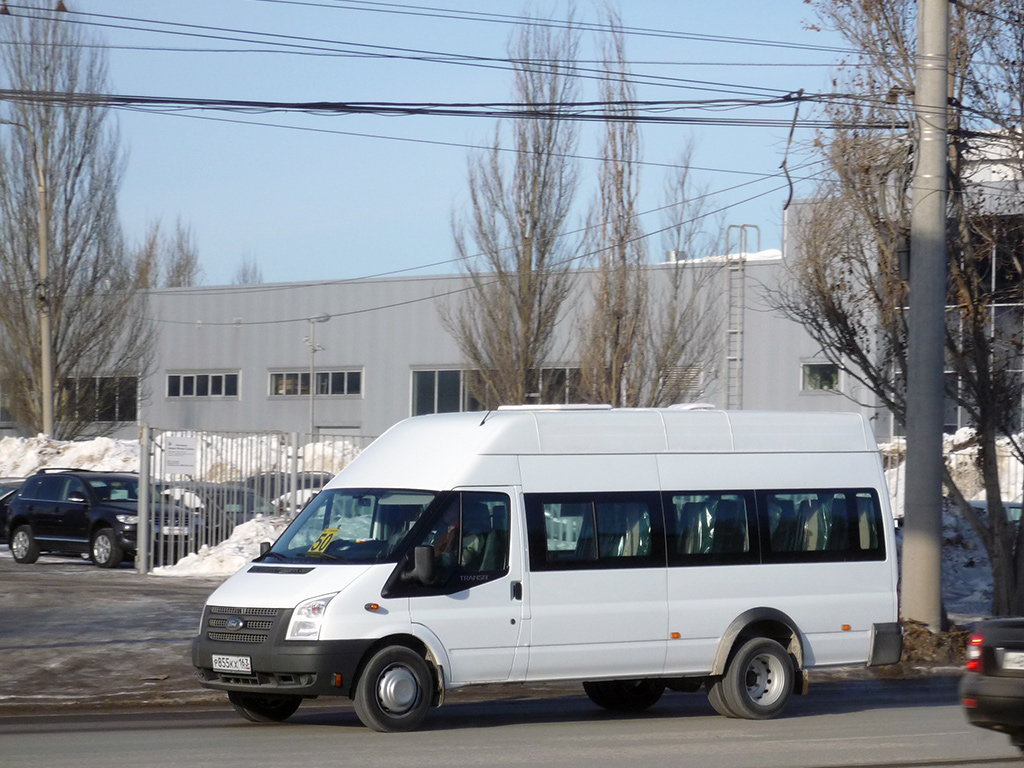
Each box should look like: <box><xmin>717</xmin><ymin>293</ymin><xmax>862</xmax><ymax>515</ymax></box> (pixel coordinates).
<box><xmin>664</xmin><ymin>492</ymin><xmax>757</xmax><ymax>567</ymax></box>
<box><xmin>402</xmin><ymin>491</ymin><xmax>511</xmax><ymax>593</ymax></box>
<box><xmin>758</xmin><ymin>489</ymin><xmax>885</xmax><ymax>562</ymax></box>
<box><xmin>525</xmin><ymin>493</ymin><xmax>662</xmax><ymax>571</ymax></box>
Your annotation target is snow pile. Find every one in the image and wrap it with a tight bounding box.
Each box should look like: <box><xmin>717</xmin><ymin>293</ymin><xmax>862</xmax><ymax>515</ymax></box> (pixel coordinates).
<box><xmin>0</xmin><ymin>435</ymin><xmax>139</xmax><ymax>477</ymax></box>
<box><xmin>940</xmin><ymin>503</ymin><xmax>993</xmax><ymax>620</ymax></box>
<box><xmin>0</xmin><ymin>433</ymin><xmax>362</xmax><ymax>482</ymax></box>
<box><xmin>151</xmin><ymin>433</ymin><xmax>362</xmax><ymax>482</ymax></box>
<box><xmin>152</xmin><ymin>516</ymin><xmax>291</xmax><ymax>578</ymax></box>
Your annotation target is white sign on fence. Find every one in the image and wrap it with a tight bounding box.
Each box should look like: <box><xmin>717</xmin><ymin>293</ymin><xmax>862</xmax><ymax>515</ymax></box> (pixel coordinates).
<box><xmin>164</xmin><ymin>436</ymin><xmax>198</xmax><ymax>475</ymax></box>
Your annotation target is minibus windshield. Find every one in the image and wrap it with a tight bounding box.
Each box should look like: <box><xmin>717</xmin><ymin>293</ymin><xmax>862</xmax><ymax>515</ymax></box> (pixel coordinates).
<box><xmin>265</xmin><ymin>488</ymin><xmax>437</xmax><ymax>564</ymax></box>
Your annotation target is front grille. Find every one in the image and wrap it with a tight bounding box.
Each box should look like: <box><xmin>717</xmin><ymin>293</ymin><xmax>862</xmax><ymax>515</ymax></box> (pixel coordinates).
<box><xmin>204</xmin><ymin>605</ymin><xmax>285</xmax><ymax>645</ymax></box>
<box><xmin>210</xmin><ymin>606</ymin><xmax>280</xmax><ymax>617</ymax></box>
<box><xmin>208</xmin><ymin>631</ymin><xmax>267</xmax><ymax>644</ymax></box>
<box><xmin>208</xmin><ymin>617</ymin><xmax>275</xmax><ymax>631</ymax></box>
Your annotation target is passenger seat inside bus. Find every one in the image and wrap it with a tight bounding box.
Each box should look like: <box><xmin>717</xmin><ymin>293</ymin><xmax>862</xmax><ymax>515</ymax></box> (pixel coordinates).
<box><xmin>771</xmin><ymin>498</ymin><xmax>800</xmax><ymax>552</ymax></box>
<box><xmin>800</xmin><ymin>499</ymin><xmax>829</xmax><ymax>551</ymax></box>
<box><xmin>461</xmin><ymin>500</ymin><xmax>510</xmax><ymax>572</ymax></box>
<box><xmin>710</xmin><ymin>499</ymin><xmax>747</xmax><ymax>553</ymax></box>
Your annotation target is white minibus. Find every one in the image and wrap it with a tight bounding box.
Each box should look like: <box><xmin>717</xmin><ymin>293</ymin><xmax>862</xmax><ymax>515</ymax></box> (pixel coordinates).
<box><xmin>192</xmin><ymin>406</ymin><xmax>902</xmax><ymax>731</ymax></box>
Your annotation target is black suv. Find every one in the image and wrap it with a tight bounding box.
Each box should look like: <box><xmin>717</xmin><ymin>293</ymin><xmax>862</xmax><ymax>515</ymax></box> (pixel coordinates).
<box><xmin>7</xmin><ymin>469</ymin><xmax>142</xmax><ymax>568</ymax></box>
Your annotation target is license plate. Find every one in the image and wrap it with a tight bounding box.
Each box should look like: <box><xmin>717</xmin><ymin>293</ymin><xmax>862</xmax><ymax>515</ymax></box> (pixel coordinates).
<box><xmin>212</xmin><ymin>654</ymin><xmax>252</xmax><ymax>674</ymax></box>
<box><xmin>1002</xmin><ymin>650</ymin><xmax>1024</xmax><ymax>671</ymax></box>
<box><xmin>155</xmin><ymin>525</ymin><xmax>189</xmax><ymax>535</ymax></box>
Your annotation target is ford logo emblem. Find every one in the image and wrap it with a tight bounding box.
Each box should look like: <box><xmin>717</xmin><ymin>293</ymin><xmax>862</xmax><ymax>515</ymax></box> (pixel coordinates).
<box><xmin>225</xmin><ymin>617</ymin><xmax>245</xmax><ymax>631</ymax></box>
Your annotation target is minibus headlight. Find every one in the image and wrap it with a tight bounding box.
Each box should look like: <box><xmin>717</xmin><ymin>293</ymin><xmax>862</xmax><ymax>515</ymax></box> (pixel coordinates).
<box><xmin>286</xmin><ymin>593</ymin><xmax>338</xmax><ymax>641</ymax></box>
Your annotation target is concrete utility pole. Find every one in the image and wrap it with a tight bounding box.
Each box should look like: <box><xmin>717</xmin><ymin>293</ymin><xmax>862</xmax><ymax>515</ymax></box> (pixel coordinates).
<box><xmin>34</xmin><ymin>138</ymin><xmax>53</xmax><ymax>438</ymax></box>
<box><xmin>902</xmin><ymin>0</ymin><xmax>949</xmax><ymax>632</ymax></box>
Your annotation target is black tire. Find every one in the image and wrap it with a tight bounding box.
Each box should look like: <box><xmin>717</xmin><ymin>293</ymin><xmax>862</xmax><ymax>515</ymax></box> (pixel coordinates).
<box><xmin>720</xmin><ymin>637</ymin><xmax>794</xmax><ymax>720</ymax></box>
<box><xmin>583</xmin><ymin>679</ymin><xmax>665</xmax><ymax>712</ymax></box>
<box><xmin>706</xmin><ymin>678</ymin><xmax>737</xmax><ymax>717</ymax></box>
<box><xmin>90</xmin><ymin>528</ymin><xmax>123</xmax><ymax>568</ymax></box>
<box><xmin>353</xmin><ymin>646</ymin><xmax>434</xmax><ymax>732</ymax></box>
<box><xmin>227</xmin><ymin>692</ymin><xmax>302</xmax><ymax>722</ymax></box>
<box><xmin>10</xmin><ymin>524</ymin><xmax>40</xmax><ymax>564</ymax></box>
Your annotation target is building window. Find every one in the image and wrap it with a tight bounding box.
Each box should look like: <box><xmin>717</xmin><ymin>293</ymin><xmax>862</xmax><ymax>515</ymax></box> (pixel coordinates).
<box><xmin>167</xmin><ymin>372</ymin><xmax>239</xmax><ymax>399</ymax></box>
<box><xmin>539</xmin><ymin>367</ymin><xmax>586</xmax><ymax>404</ymax></box>
<box><xmin>412</xmin><ymin>370</ymin><xmax>484</xmax><ymax>416</ymax></box>
<box><xmin>62</xmin><ymin>376</ymin><xmax>138</xmax><ymax>422</ymax></box>
<box><xmin>801</xmin><ymin>363</ymin><xmax>839</xmax><ymax>392</ymax></box>
<box><xmin>271</xmin><ymin>370</ymin><xmax>362</xmax><ymax>397</ymax></box>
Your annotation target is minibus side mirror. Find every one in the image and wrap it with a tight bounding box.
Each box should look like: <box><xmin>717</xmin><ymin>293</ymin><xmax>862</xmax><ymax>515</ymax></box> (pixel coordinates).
<box><xmin>259</xmin><ymin>541</ymin><xmax>271</xmax><ymax>557</ymax></box>
<box><xmin>411</xmin><ymin>545</ymin><xmax>436</xmax><ymax>585</ymax></box>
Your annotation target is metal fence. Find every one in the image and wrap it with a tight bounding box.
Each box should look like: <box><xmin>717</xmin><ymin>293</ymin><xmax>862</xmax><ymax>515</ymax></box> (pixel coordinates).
<box><xmin>881</xmin><ymin>438</ymin><xmax>1024</xmax><ymax>520</ymax></box>
<box><xmin>137</xmin><ymin>427</ymin><xmax>375</xmax><ymax>573</ymax></box>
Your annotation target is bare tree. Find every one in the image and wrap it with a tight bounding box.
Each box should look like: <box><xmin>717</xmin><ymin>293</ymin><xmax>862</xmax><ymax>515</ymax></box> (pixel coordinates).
<box><xmin>442</xmin><ymin>14</ymin><xmax>582</xmax><ymax>408</ymax></box>
<box><xmin>771</xmin><ymin>0</ymin><xmax>1024</xmax><ymax>614</ymax></box>
<box><xmin>131</xmin><ymin>218</ymin><xmax>205</xmax><ymax>289</ymax></box>
<box><xmin>0</xmin><ymin>7</ymin><xmax>154</xmax><ymax>438</ymax></box>
<box><xmin>577</xmin><ymin>17</ymin><xmax>724</xmax><ymax>407</ymax></box>
<box><xmin>162</xmin><ymin>219</ymin><xmax>203</xmax><ymax>288</ymax></box>
<box><xmin>577</xmin><ymin>14</ymin><xmax>648</xmax><ymax>406</ymax></box>
<box><xmin>232</xmin><ymin>252</ymin><xmax>263</xmax><ymax>285</ymax></box>
<box><xmin>648</xmin><ymin>148</ymin><xmax>726</xmax><ymax>405</ymax></box>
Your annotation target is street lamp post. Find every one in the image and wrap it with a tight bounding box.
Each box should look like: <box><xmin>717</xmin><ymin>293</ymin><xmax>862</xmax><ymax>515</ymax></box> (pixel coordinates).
<box><xmin>1</xmin><ymin>119</ymin><xmax>53</xmax><ymax>436</ymax></box>
<box><xmin>304</xmin><ymin>313</ymin><xmax>330</xmax><ymax>437</ymax></box>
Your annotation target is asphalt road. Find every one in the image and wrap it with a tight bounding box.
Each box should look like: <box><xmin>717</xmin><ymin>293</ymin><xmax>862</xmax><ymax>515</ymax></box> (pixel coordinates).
<box><xmin>1</xmin><ymin>547</ymin><xmax>1017</xmax><ymax>767</ymax></box>
<box><xmin>0</xmin><ymin>679</ymin><xmax>1019</xmax><ymax>768</ymax></box>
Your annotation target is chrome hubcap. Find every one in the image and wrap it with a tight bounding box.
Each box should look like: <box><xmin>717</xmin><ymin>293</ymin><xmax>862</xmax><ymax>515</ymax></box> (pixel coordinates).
<box><xmin>93</xmin><ymin>535</ymin><xmax>111</xmax><ymax>563</ymax></box>
<box><xmin>12</xmin><ymin>530</ymin><xmax>28</xmax><ymax>559</ymax></box>
<box><xmin>376</xmin><ymin>664</ymin><xmax>420</xmax><ymax>714</ymax></box>
<box><xmin>745</xmin><ymin>653</ymin><xmax>784</xmax><ymax>706</ymax></box>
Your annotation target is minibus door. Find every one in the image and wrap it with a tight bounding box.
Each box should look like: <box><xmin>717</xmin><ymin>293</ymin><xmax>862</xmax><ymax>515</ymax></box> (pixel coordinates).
<box><xmin>407</xmin><ymin>489</ymin><xmax>525</xmax><ymax>685</ymax></box>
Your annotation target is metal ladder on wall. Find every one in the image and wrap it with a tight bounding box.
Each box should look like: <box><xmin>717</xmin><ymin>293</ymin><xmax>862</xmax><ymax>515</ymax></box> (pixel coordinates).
<box><xmin>725</xmin><ymin>225</ymin><xmax>760</xmax><ymax>410</ymax></box>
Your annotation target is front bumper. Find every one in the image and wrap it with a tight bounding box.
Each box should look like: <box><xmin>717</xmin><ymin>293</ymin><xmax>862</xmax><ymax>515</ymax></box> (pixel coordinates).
<box><xmin>192</xmin><ymin>605</ymin><xmax>375</xmax><ymax>698</ymax></box>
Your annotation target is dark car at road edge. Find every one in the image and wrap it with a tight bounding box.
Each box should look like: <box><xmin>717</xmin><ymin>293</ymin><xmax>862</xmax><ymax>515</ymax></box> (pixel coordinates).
<box><xmin>961</xmin><ymin>618</ymin><xmax>1024</xmax><ymax>753</ymax></box>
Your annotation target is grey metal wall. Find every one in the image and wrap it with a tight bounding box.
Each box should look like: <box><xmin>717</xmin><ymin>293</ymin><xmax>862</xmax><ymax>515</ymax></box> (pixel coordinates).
<box><xmin>144</xmin><ymin>273</ymin><xmax>470</xmax><ymax>438</ymax></box>
<box><xmin>138</xmin><ymin>257</ymin><xmax>887</xmax><ymax>442</ymax></box>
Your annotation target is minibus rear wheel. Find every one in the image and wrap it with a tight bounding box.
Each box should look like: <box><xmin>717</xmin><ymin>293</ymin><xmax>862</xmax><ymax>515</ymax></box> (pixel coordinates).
<box><xmin>582</xmin><ymin>679</ymin><xmax>665</xmax><ymax>712</ymax></box>
<box><xmin>720</xmin><ymin>637</ymin><xmax>794</xmax><ymax>720</ymax></box>
<box><xmin>227</xmin><ymin>692</ymin><xmax>302</xmax><ymax>722</ymax></box>
<box><xmin>354</xmin><ymin>645</ymin><xmax>433</xmax><ymax>732</ymax></box>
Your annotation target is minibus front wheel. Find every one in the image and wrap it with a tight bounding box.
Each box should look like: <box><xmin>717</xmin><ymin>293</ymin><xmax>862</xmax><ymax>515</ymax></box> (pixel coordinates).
<box><xmin>353</xmin><ymin>645</ymin><xmax>433</xmax><ymax>732</ymax></box>
<box><xmin>720</xmin><ymin>637</ymin><xmax>794</xmax><ymax>720</ymax></box>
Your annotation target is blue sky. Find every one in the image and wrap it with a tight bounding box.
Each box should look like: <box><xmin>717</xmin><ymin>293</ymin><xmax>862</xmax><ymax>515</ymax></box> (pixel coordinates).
<box><xmin>54</xmin><ymin>0</ymin><xmax>849</xmax><ymax>285</ymax></box>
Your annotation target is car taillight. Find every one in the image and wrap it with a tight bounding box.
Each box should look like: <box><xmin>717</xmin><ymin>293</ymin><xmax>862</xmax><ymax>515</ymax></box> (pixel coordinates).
<box><xmin>966</xmin><ymin>633</ymin><xmax>983</xmax><ymax>672</ymax></box>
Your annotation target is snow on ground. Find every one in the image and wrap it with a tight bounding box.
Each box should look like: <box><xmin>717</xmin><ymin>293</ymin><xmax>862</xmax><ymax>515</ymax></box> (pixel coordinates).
<box><xmin>0</xmin><ymin>431</ymin><xmax>1007</xmax><ymax>618</ymax></box>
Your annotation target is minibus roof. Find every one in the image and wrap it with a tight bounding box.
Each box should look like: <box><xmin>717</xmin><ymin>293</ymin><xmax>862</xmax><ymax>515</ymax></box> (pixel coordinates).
<box><xmin>328</xmin><ymin>407</ymin><xmax>880</xmax><ymax>491</ymax></box>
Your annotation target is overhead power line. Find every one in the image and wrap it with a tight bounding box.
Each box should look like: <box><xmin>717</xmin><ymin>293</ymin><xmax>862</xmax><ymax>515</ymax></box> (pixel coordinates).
<box><xmin>259</xmin><ymin>0</ymin><xmax>862</xmax><ymax>56</ymax></box>
<box><xmin>0</xmin><ymin>88</ymin><xmax>907</xmax><ymax>130</ymax></box>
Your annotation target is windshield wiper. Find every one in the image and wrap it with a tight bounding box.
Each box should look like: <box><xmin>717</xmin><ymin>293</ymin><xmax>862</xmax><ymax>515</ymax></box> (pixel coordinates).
<box><xmin>259</xmin><ymin>550</ymin><xmax>290</xmax><ymax>562</ymax></box>
<box><xmin>302</xmin><ymin>551</ymin><xmax>341</xmax><ymax>561</ymax></box>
